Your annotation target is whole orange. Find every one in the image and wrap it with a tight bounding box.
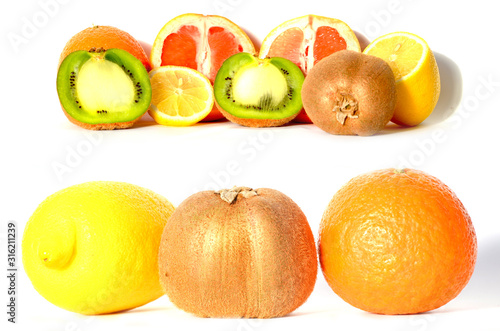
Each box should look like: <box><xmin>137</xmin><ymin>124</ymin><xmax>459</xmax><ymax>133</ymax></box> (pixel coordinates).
<box><xmin>318</xmin><ymin>168</ymin><xmax>477</xmax><ymax>314</ymax></box>
<box><xmin>58</xmin><ymin>25</ymin><xmax>151</xmax><ymax>71</ymax></box>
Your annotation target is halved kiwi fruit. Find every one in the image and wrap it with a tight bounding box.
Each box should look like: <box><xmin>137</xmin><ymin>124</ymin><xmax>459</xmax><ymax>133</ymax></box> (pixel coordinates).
<box><xmin>214</xmin><ymin>53</ymin><xmax>304</xmax><ymax>127</ymax></box>
<box><xmin>56</xmin><ymin>48</ymin><xmax>152</xmax><ymax>130</ymax></box>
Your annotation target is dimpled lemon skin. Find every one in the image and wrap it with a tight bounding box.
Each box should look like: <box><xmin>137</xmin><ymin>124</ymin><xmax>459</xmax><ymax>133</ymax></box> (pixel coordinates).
<box><xmin>22</xmin><ymin>181</ymin><xmax>175</xmax><ymax>315</ymax></box>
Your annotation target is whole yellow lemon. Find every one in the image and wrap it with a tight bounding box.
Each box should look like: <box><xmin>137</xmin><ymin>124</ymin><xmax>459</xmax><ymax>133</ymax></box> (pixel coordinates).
<box><xmin>22</xmin><ymin>181</ymin><xmax>175</xmax><ymax>315</ymax></box>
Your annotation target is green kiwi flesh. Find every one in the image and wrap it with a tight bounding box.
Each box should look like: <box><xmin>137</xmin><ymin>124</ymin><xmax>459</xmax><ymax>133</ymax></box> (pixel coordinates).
<box><xmin>214</xmin><ymin>52</ymin><xmax>304</xmax><ymax>127</ymax></box>
<box><xmin>57</xmin><ymin>48</ymin><xmax>152</xmax><ymax>129</ymax></box>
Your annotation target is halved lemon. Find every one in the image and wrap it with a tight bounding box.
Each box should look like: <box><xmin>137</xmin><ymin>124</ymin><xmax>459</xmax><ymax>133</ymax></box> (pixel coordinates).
<box><xmin>149</xmin><ymin>66</ymin><xmax>214</xmax><ymax>126</ymax></box>
<box><xmin>363</xmin><ymin>32</ymin><xmax>440</xmax><ymax>126</ymax></box>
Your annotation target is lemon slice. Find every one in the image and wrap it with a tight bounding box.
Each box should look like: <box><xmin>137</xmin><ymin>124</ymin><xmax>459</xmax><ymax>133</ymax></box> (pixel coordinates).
<box><xmin>149</xmin><ymin>66</ymin><xmax>214</xmax><ymax>126</ymax></box>
<box><xmin>363</xmin><ymin>32</ymin><xmax>440</xmax><ymax>126</ymax></box>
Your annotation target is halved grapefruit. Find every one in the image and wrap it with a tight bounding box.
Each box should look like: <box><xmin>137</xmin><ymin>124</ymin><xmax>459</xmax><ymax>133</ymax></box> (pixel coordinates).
<box><xmin>259</xmin><ymin>15</ymin><xmax>361</xmax><ymax>122</ymax></box>
<box><xmin>150</xmin><ymin>14</ymin><xmax>256</xmax><ymax>121</ymax></box>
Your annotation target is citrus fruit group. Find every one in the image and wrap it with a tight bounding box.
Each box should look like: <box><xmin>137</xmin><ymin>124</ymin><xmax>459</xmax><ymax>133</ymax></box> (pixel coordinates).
<box><xmin>22</xmin><ymin>182</ymin><xmax>175</xmax><ymax>315</ymax></box>
<box><xmin>259</xmin><ymin>15</ymin><xmax>361</xmax><ymax>122</ymax></box>
<box><xmin>149</xmin><ymin>66</ymin><xmax>214</xmax><ymax>126</ymax></box>
<box><xmin>363</xmin><ymin>32</ymin><xmax>441</xmax><ymax>126</ymax></box>
<box><xmin>319</xmin><ymin>168</ymin><xmax>477</xmax><ymax>314</ymax></box>
<box><xmin>150</xmin><ymin>14</ymin><xmax>256</xmax><ymax>121</ymax></box>
<box><xmin>58</xmin><ymin>25</ymin><xmax>151</xmax><ymax>71</ymax></box>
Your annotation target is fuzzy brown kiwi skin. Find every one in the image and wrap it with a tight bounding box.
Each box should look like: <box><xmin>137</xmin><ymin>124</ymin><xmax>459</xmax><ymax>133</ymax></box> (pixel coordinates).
<box><xmin>158</xmin><ymin>187</ymin><xmax>317</xmax><ymax>318</ymax></box>
<box><xmin>215</xmin><ymin>101</ymin><xmax>298</xmax><ymax>128</ymax></box>
<box><xmin>302</xmin><ymin>50</ymin><xmax>396</xmax><ymax>136</ymax></box>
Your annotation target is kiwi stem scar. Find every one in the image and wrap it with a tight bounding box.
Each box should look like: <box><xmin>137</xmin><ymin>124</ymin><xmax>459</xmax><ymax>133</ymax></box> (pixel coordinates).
<box><xmin>216</xmin><ymin>187</ymin><xmax>258</xmax><ymax>204</ymax></box>
<box><xmin>333</xmin><ymin>93</ymin><xmax>359</xmax><ymax>125</ymax></box>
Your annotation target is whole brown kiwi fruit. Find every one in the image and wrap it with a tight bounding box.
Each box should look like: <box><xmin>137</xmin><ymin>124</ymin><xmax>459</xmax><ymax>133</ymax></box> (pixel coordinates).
<box><xmin>158</xmin><ymin>187</ymin><xmax>317</xmax><ymax>318</ymax></box>
<box><xmin>301</xmin><ymin>50</ymin><xmax>396</xmax><ymax>136</ymax></box>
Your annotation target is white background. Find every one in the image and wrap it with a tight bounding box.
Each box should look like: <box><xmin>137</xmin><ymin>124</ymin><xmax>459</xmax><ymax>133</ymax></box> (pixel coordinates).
<box><xmin>1</xmin><ymin>0</ymin><xmax>499</xmax><ymax>330</ymax></box>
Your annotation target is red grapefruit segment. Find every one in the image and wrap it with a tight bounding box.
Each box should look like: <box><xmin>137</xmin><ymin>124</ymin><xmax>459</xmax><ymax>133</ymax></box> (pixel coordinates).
<box><xmin>314</xmin><ymin>26</ymin><xmax>347</xmax><ymax>64</ymax></box>
<box><xmin>266</xmin><ymin>28</ymin><xmax>304</xmax><ymax>71</ymax></box>
<box><xmin>208</xmin><ymin>26</ymin><xmax>245</xmax><ymax>81</ymax></box>
<box><xmin>161</xmin><ymin>25</ymin><xmax>199</xmax><ymax>69</ymax></box>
